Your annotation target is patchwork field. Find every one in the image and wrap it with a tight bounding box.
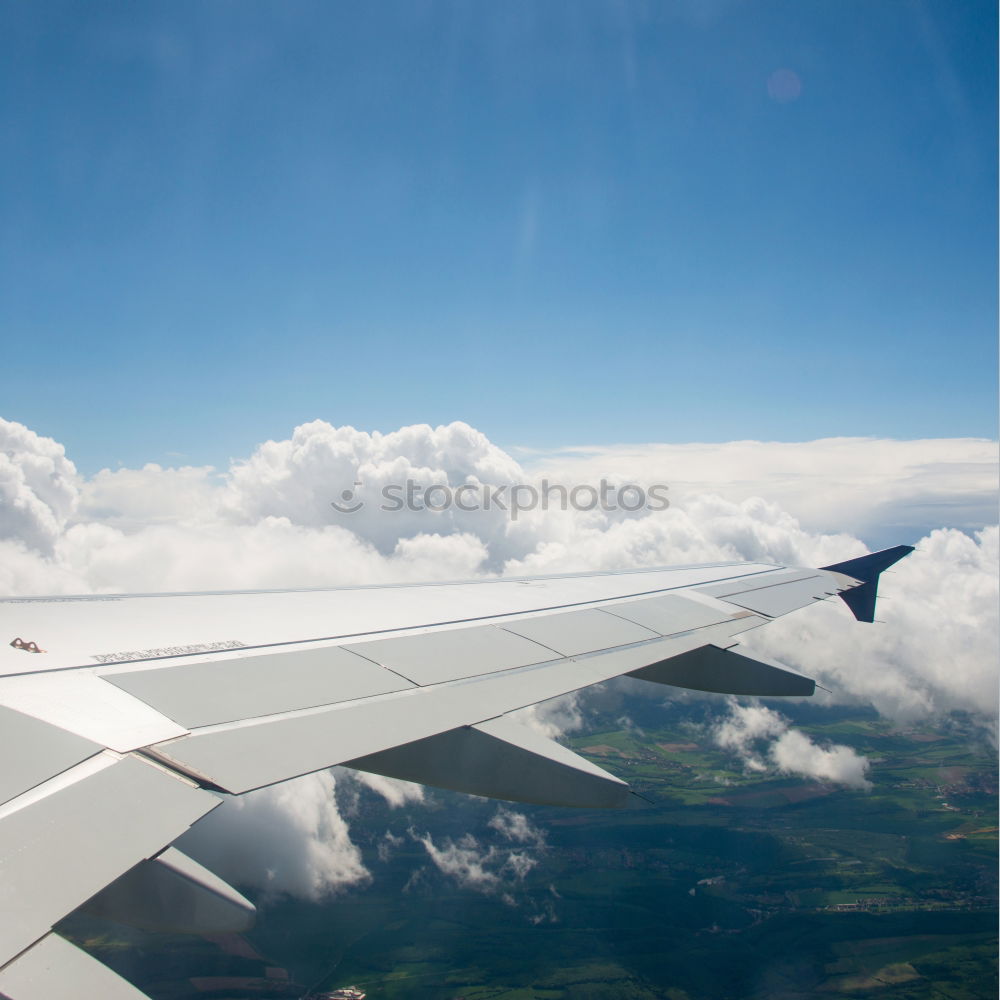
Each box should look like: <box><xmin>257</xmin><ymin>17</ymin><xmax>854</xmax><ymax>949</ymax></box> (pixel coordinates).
<box><xmin>63</xmin><ymin>700</ymin><xmax>997</xmax><ymax>999</ymax></box>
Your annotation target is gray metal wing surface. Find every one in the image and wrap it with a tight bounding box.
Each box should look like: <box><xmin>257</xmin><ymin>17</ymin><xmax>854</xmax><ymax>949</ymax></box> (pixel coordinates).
<box><xmin>0</xmin><ymin>547</ymin><xmax>912</xmax><ymax>999</ymax></box>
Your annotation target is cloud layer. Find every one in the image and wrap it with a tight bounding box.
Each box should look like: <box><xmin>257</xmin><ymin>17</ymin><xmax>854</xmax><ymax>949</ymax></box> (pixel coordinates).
<box><xmin>522</xmin><ymin>437</ymin><xmax>999</xmax><ymax>548</ymax></box>
<box><xmin>1</xmin><ymin>415</ymin><xmax>996</xmax><ymax>899</ymax></box>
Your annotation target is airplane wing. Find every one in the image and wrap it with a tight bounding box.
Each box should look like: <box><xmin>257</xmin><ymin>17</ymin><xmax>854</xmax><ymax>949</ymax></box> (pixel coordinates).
<box><xmin>0</xmin><ymin>547</ymin><xmax>912</xmax><ymax>999</ymax></box>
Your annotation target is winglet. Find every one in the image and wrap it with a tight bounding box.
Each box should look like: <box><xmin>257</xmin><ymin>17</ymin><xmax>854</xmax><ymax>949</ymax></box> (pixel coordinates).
<box><xmin>821</xmin><ymin>544</ymin><xmax>914</xmax><ymax>623</ymax></box>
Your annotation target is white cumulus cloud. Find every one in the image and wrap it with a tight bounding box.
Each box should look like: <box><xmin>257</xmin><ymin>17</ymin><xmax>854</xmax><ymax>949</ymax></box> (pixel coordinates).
<box><xmin>0</xmin><ymin>419</ymin><xmax>79</xmax><ymax>554</ymax></box>
<box><xmin>744</xmin><ymin>526</ymin><xmax>999</xmax><ymax>727</ymax></box>
<box><xmin>712</xmin><ymin>702</ymin><xmax>872</xmax><ymax>789</ymax></box>
<box><xmin>177</xmin><ymin>771</ymin><xmax>370</xmax><ymax>902</ymax></box>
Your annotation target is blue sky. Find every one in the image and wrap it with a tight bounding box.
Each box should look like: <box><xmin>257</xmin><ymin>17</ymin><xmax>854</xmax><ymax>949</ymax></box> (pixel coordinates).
<box><xmin>1</xmin><ymin>0</ymin><xmax>996</xmax><ymax>473</ymax></box>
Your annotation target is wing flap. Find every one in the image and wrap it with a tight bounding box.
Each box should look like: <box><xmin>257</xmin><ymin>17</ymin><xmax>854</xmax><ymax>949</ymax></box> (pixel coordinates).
<box><xmin>610</xmin><ymin>593</ymin><xmax>740</xmax><ymax>634</ymax></box>
<box><xmin>698</xmin><ymin>572</ymin><xmax>835</xmax><ymax>618</ymax></box>
<box><xmin>0</xmin><ymin>753</ymin><xmax>219</xmax><ymax>963</ymax></box>
<box><xmin>0</xmin><ymin>933</ymin><xmax>151</xmax><ymax>1000</ymax></box>
<box><xmin>82</xmin><ymin>847</ymin><xmax>255</xmax><ymax>934</ymax></box>
<box><xmin>501</xmin><ymin>608</ymin><xmax>659</xmax><ymax>656</ymax></box>
<box><xmin>0</xmin><ymin>707</ymin><xmax>102</xmax><ymax>808</ymax></box>
<box><xmin>343</xmin><ymin>625</ymin><xmax>556</xmax><ymax>686</ymax></box>
<box><xmin>697</xmin><ymin>569</ymin><xmax>821</xmax><ymax>597</ymax></box>
<box><xmin>149</xmin><ymin>620</ymin><xmax>748</xmax><ymax>794</ymax></box>
<box><xmin>0</xmin><ymin>672</ymin><xmax>186</xmax><ymax>753</ymax></box>
<box><xmin>102</xmin><ymin>645</ymin><xmax>415</xmax><ymax>729</ymax></box>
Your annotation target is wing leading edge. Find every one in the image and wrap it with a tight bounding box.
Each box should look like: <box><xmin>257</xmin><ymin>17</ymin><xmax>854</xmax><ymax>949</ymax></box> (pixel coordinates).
<box><xmin>0</xmin><ymin>548</ymin><xmax>910</xmax><ymax>999</ymax></box>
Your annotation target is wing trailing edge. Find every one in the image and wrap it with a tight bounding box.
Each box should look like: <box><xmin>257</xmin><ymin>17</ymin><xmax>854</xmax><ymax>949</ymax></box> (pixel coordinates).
<box><xmin>0</xmin><ymin>933</ymin><xmax>152</xmax><ymax>1000</ymax></box>
<box><xmin>82</xmin><ymin>847</ymin><xmax>255</xmax><ymax>934</ymax></box>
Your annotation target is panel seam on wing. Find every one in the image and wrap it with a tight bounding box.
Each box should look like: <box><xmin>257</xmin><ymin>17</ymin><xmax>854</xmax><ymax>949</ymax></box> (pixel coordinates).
<box><xmin>150</xmin><ymin>613</ymin><xmax>761</xmax><ymax>742</ymax></box>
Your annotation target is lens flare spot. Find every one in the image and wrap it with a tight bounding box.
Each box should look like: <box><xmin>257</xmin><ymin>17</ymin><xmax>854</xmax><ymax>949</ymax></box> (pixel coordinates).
<box><xmin>767</xmin><ymin>68</ymin><xmax>802</xmax><ymax>103</ymax></box>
